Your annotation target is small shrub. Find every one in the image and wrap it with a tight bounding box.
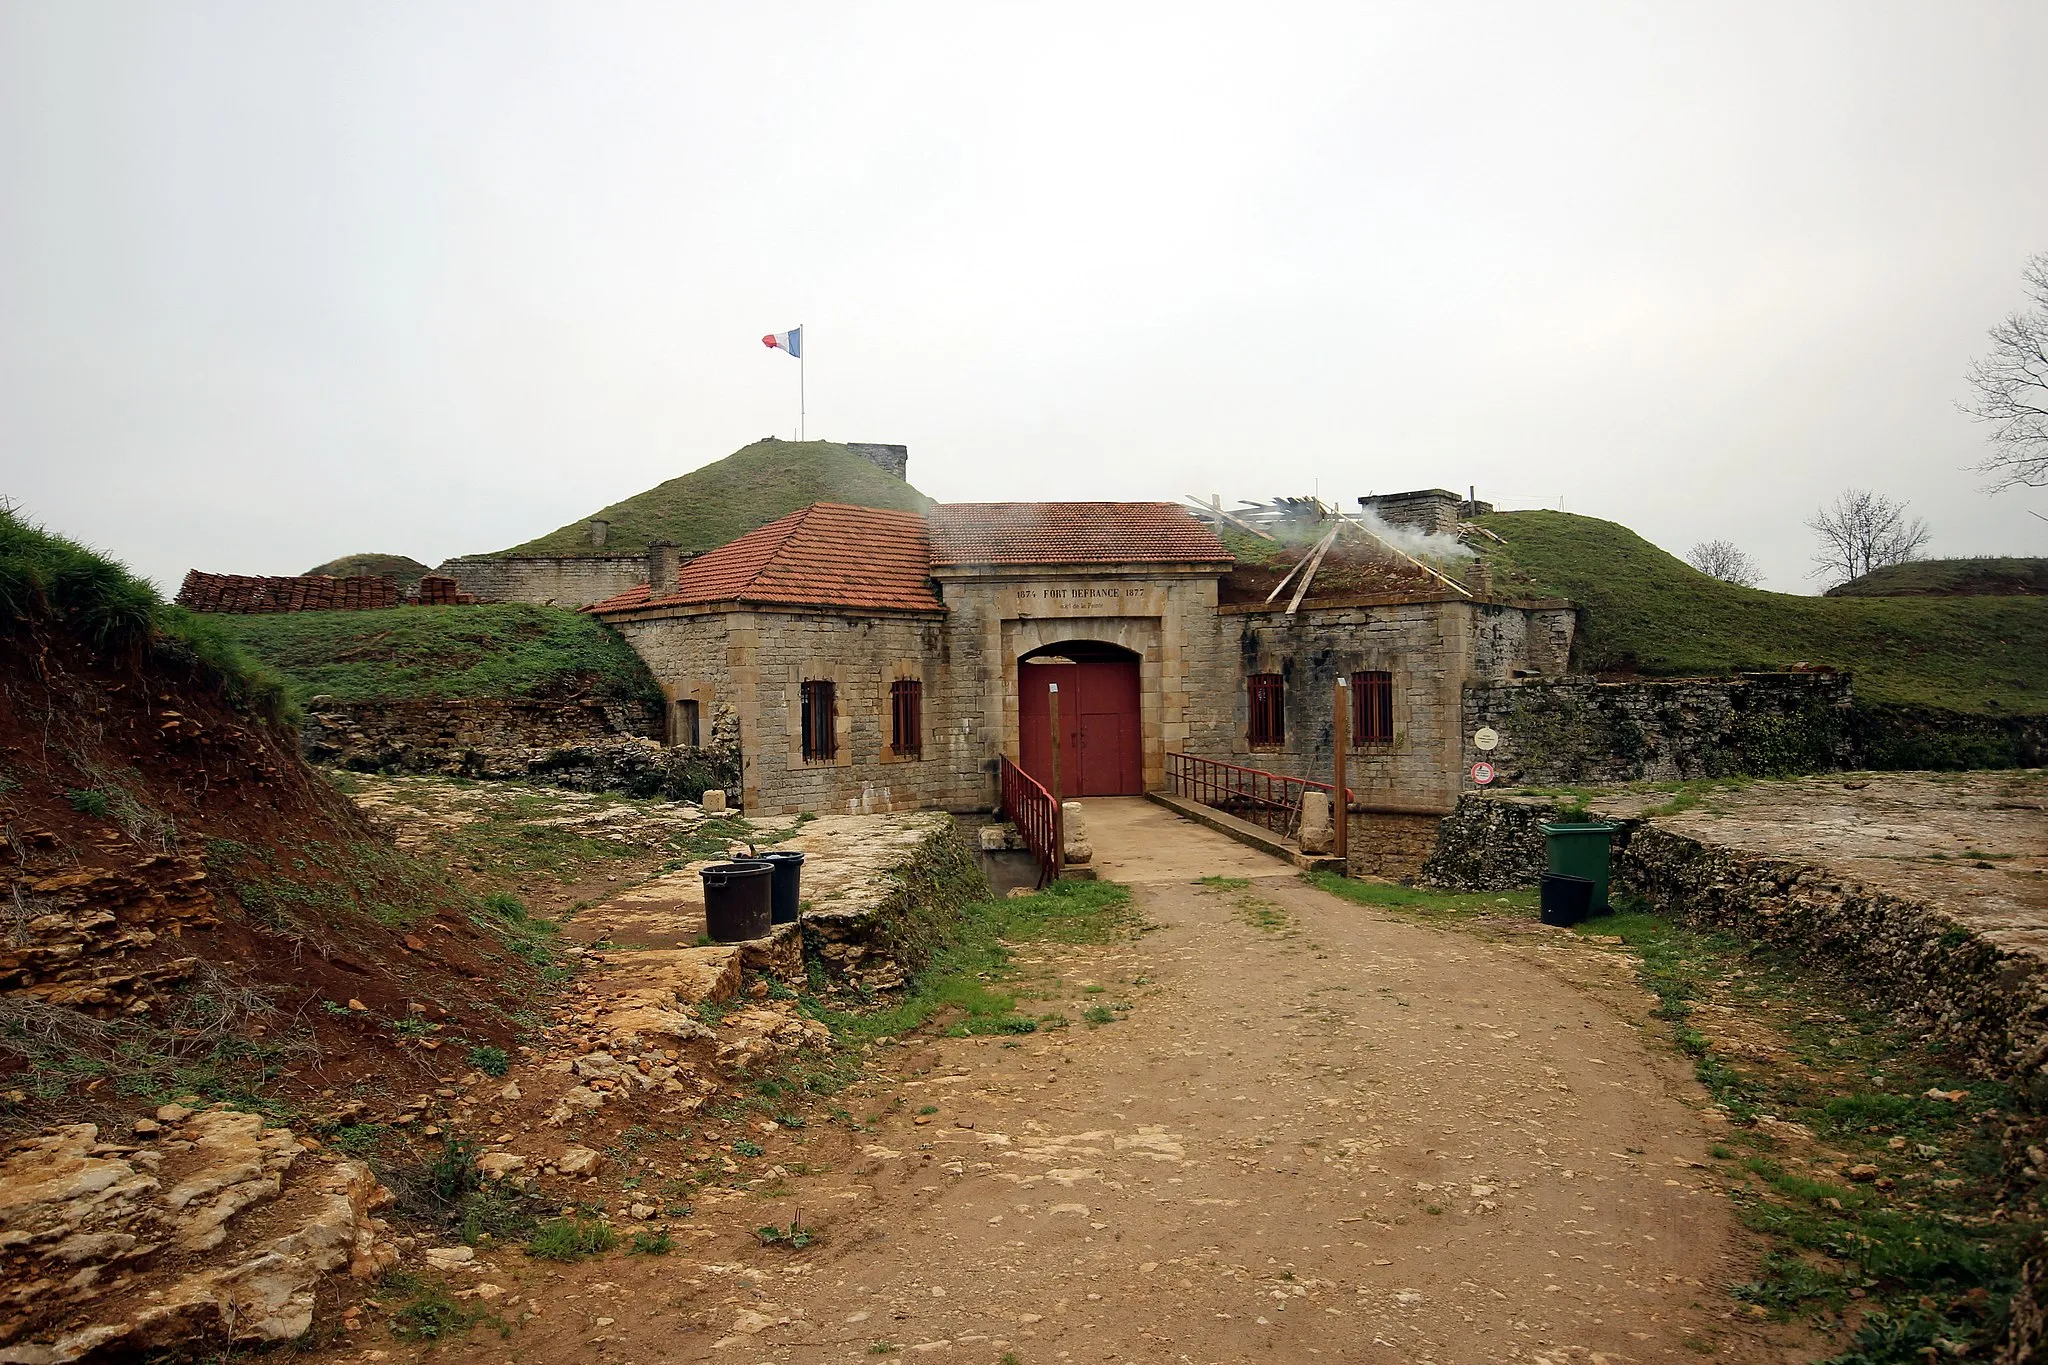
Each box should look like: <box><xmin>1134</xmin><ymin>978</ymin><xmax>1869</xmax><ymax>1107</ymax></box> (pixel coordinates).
<box><xmin>732</xmin><ymin>1138</ymin><xmax>764</xmax><ymax>1157</ymax></box>
<box><xmin>456</xmin><ymin>1183</ymin><xmax>538</xmax><ymax>1246</ymax></box>
<box><xmin>754</xmin><ymin>1221</ymin><xmax>814</xmax><ymax>1249</ymax></box>
<box><xmin>629</xmin><ymin>1229</ymin><xmax>673</xmax><ymax>1255</ymax></box>
<box><xmin>329</xmin><ymin>1123</ymin><xmax>385</xmax><ymax>1157</ymax></box>
<box><xmin>468</xmin><ymin>1044</ymin><xmax>511</xmax><ymax>1077</ymax></box>
<box><xmin>383</xmin><ymin>1270</ymin><xmax>507</xmax><ymax>1341</ymax></box>
<box><xmin>65</xmin><ymin>789</ymin><xmax>110</xmax><ymax>818</ymax></box>
<box><xmin>1081</xmin><ymin>1005</ymin><xmax>1116</xmax><ymax>1027</ymax></box>
<box><xmin>526</xmin><ymin>1216</ymin><xmax>616</xmax><ymax>1261</ymax></box>
<box><xmin>379</xmin><ymin>1136</ymin><xmax>482</xmax><ymax>1222</ymax></box>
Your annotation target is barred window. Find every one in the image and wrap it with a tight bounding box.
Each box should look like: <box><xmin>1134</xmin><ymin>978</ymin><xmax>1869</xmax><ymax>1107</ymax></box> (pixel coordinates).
<box><xmin>800</xmin><ymin>680</ymin><xmax>836</xmax><ymax>761</ymax></box>
<box><xmin>890</xmin><ymin>679</ymin><xmax>923</xmax><ymax>758</ymax></box>
<box><xmin>1247</xmin><ymin>673</ymin><xmax>1285</xmax><ymax>747</ymax></box>
<box><xmin>1351</xmin><ymin>670</ymin><xmax>1394</xmax><ymax>744</ymax></box>
<box><xmin>675</xmin><ymin>698</ymin><xmax>700</xmax><ymax>748</ymax></box>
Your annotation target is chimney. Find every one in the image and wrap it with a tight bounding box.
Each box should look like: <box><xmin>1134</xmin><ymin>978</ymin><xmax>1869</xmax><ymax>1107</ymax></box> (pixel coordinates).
<box><xmin>647</xmin><ymin>540</ymin><xmax>680</xmax><ymax>591</ymax></box>
<box><xmin>589</xmin><ymin>518</ymin><xmax>610</xmax><ymax>550</ymax></box>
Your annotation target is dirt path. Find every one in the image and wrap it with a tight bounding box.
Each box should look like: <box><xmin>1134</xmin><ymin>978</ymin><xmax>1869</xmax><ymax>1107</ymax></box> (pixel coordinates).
<box><xmin>397</xmin><ymin>800</ymin><xmax>1799</xmax><ymax>1364</ymax></box>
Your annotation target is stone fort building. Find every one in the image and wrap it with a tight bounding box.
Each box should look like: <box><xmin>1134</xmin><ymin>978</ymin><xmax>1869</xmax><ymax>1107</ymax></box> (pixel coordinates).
<box><xmin>588</xmin><ymin>495</ymin><xmax>1574</xmax><ymax>823</ymax></box>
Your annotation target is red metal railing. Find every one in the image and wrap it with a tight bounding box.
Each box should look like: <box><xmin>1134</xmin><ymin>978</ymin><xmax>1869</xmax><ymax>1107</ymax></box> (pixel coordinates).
<box><xmin>998</xmin><ymin>755</ymin><xmax>1063</xmax><ymax>886</ymax></box>
<box><xmin>1165</xmin><ymin>751</ymin><xmax>1351</xmax><ymax>840</ymax></box>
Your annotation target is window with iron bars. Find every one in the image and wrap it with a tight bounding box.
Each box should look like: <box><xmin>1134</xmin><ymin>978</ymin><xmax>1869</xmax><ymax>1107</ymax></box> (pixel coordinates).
<box><xmin>800</xmin><ymin>680</ymin><xmax>836</xmax><ymax>761</ymax></box>
<box><xmin>1247</xmin><ymin>673</ymin><xmax>1285</xmax><ymax>747</ymax></box>
<box><xmin>1351</xmin><ymin>670</ymin><xmax>1394</xmax><ymax>744</ymax></box>
<box><xmin>889</xmin><ymin>678</ymin><xmax>923</xmax><ymax>758</ymax></box>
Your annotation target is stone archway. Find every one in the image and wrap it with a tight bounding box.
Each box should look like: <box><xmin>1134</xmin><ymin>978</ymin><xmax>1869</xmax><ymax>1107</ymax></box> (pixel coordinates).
<box><xmin>1017</xmin><ymin>640</ymin><xmax>1143</xmax><ymax>797</ymax></box>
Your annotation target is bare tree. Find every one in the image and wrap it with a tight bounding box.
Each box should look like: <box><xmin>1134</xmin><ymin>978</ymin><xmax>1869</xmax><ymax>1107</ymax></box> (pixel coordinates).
<box><xmin>1805</xmin><ymin>489</ymin><xmax>1931</xmax><ymax>586</ymax></box>
<box><xmin>1964</xmin><ymin>251</ymin><xmax>2048</xmax><ymax>491</ymax></box>
<box><xmin>1684</xmin><ymin>539</ymin><xmax>1763</xmax><ymax>587</ymax></box>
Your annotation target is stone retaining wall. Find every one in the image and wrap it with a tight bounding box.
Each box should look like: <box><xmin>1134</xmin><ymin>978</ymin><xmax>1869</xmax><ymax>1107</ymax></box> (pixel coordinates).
<box><xmin>1421</xmin><ymin>791</ymin><xmax>2048</xmax><ymax>1087</ymax></box>
<box><xmin>431</xmin><ymin>555</ymin><xmax>652</xmax><ymax>608</ymax></box>
<box><xmin>1346</xmin><ymin>810</ymin><xmax>1443</xmax><ymax>881</ymax></box>
<box><xmin>300</xmin><ymin>698</ymin><xmax>742</xmax><ymax>802</ymax></box>
<box><xmin>1460</xmin><ymin>673</ymin><xmax>1854</xmax><ymax>789</ymax></box>
<box><xmin>1617</xmin><ymin>824</ymin><xmax>2048</xmax><ymax>1088</ymax></box>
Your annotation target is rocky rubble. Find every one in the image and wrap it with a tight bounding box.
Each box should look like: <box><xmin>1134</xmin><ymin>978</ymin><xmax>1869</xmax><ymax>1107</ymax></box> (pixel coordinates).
<box><xmin>302</xmin><ymin>700</ymin><xmax>742</xmax><ymax>803</ymax></box>
<box><xmin>0</xmin><ymin>855</ymin><xmax>220</xmax><ymax>1013</ymax></box>
<box><xmin>0</xmin><ymin>1107</ymin><xmax>394</xmax><ymax>1362</ymax></box>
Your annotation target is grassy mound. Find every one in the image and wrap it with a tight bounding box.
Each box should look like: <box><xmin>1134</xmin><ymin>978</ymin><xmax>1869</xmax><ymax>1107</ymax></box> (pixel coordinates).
<box><xmin>503</xmin><ymin>439</ymin><xmax>933</xmax><ymax>557</ymax></box>
<box><xmin>303</xmin><ymin>552</ymin><xmax>432</xmax><ymax>588</ymax></box>
<box><xmin>1825</xmin><ymin>557</ymin><xmax>2047</xmax><ymax>598</ymax></box>
<box><xmin>1476</xmin><ymin>511</ymin><xmax>2048</xmax><ymax>715</ymax></box>
<box><xmin>0</xmin><ymin>505</ymin><xmax>289</xmax><ymax>721</ymax></box>
<box><xmin>218</xmin><ymin>604</ymin><xmax>662</xmax><ymax>707</ymax></box>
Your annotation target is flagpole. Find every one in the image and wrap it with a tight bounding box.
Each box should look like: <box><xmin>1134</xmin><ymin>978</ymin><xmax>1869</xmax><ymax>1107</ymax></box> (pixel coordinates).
<box><xmin>799</xmin><ymin>324</ymin><xmax>806</xmax><ymax>441</ymax></box>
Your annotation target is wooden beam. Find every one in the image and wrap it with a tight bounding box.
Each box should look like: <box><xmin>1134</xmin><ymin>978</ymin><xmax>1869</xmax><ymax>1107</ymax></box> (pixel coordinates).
<box><xmin>1184</xmin><ymin>495</ymin><xmax>1277</xmax><ymax>540</ymax></box>
<box><xmin>1286</xmin><ymin>526</ymin><xmax>1341</xmax><ymax>615</ymax></box>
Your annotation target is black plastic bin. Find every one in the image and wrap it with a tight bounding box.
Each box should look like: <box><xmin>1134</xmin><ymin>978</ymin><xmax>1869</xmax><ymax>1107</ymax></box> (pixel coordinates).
<box><xmin>1539</xmin><ymin>872</ymin><xmax>1596</xmax><ymax>927</ymax></box>
<box><xmin>701</xmin><ymin>861</ymin><xmax>772</xmax><ymax>942</ymax></box>
<box><xmin>741</xmin><ymin>850</ymin><xmax>806</xmax><ymax>925</ymax></box>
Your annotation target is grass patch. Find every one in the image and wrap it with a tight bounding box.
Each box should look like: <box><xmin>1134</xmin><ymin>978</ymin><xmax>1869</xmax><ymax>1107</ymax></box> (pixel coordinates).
<box><xmin>0</xmin><ymin>505</ymin><xmax>290</xmax><ymax>721</ymax></box>
<box><xmin>525</xmin><ymin>1216</ymin><xmax>617</xmax><ymax>1261</ymax></box>
<box><xmin>503</xmin><ymin>439</ymin><xmax>932</xmax><ymax>557</ymax></box>
<box><xmin>1826</xmin><ymin>556</ymin><xmax>2048</xmax><ymax>599</ymax></box>
<box><xmin>1476</xmin><ymin>509</ymin><xmax>2048</xmax><ymax>714</ymax></box>
<box><xmin>382</xmin><ymin>1269</ymin><xmax>509</xmax><ymax>1341</ymax></box>
<box><xmin>1575</xmin><ymin>906</ymin><xmax>2034</xmax><ymax>1355</ymax></box>
<box><xmin>1306</xmin><ymin>873</ymin><xmax>1540</xmax><ymax>920</ymax></box>
<box><xmin>218</xmin><ymin>602</ymin><xmax>660</xmax><ymax>708</ymax></box>
<box><xmin>806</xmin><ymin>880</ymin><xmax>1137</xmax><ymax>1044</ymax></box>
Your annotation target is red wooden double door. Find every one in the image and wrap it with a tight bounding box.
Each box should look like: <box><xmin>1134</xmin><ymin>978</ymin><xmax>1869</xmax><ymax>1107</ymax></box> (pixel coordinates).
<box><xmin>1017</xmin><ymin>649</ymin><xmax>1142</xmax><ymax>797</ymax></box>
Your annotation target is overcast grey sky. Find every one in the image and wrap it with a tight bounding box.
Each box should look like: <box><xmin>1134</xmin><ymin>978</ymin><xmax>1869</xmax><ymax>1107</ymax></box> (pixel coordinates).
<box><xmin>4</xmin><ymin>2</ymin><xmax>2044</xmax><ymax>593</ymax></box>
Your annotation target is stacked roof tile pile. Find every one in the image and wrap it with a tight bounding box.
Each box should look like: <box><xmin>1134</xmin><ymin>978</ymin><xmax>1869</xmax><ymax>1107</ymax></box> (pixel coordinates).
<box><xmin>409</xmin><ymin>575</ymin><xmax>478</xmax><ymax>606</ymax></box>
<box><xmin>176</xmin><ymin>571</ymin><xmax>403</xmax><ymax>613</ymax></box>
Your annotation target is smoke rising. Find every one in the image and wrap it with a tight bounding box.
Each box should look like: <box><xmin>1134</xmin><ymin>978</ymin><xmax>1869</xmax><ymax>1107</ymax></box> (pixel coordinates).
<box><xmin>1347</xmin><ymin>506</ymin><xmax>1476</xmax><ymax>563</ymax></box>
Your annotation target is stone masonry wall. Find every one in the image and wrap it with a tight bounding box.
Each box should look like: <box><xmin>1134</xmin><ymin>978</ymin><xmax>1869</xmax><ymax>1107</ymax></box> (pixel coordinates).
<box><xmin>433</xmin><ymin>555</ymin><xmax>652</xmax><ymax>608</ymax></box>
<box><xmin>1347</xmin><ymin>810</ymin><xmax>1443</xmax><ymax>880</ymax></box>
<box><xmin>1459</xmin><ymin>673</ymin><xmax>1855</xmax><ymax>791</ymax></box>
<box><xmin>1193</xmin><ymin>598</ymin><xmax>1572</xmax><ymax>814</ymax></box>
<box><xmin>613</xmin><ymin>607</ymin><xmax>982</xmax><ymax>816</ymax></box>
<box><xmin>844</xmin><ymin>443</ymin><xmax>910</xmax><ymax>479</ymax></box>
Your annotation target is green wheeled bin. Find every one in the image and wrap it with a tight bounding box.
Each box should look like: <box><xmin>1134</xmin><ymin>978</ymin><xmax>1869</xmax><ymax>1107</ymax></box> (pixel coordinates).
<box><xmin>1539</xmin><ymin>821</ymin><xmax>1621</xmax><ymax>914</ymax></box>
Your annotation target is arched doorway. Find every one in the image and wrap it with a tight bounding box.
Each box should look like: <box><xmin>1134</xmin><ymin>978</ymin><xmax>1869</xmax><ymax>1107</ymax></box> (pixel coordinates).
<box><xmin>1017</xmin><ymin>641</ymin><xmax>1142</xmax><ymax>797</ymax></box>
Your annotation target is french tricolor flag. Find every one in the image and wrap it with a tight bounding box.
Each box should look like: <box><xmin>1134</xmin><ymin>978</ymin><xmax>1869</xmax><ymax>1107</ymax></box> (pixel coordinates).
<box><xmin>762</xmin><ymin>326</ymin><xmax>802</xmax><ymax>358</ymax></box>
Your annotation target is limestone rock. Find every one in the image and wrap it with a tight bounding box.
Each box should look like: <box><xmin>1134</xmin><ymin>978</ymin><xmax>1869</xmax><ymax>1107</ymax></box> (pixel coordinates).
<box><xmin>474</xmin><ymin>1153</ymin><xmax>527</xmax><ymax>1180</ymax></box>
<box><xmin>556</xmin><ymin>1146</ymin><xmax>605</xmax><ymax>1177</ymax></box>
<box><xmin>1298</xmin><ymin>791</ymin><xmax>1334</xmax><ymax>855</ymax></box>
<box><xmin>714</xmin><ymin>1007</ymin><xmax>832</xmax><ymax>1073</ymax></box>
<box><xmin>702</xmin><ymin>789</ymin><xmax>728</xmax><ymax>813</ymax></box>
<box><xmin>0</xmin><ymin>1119</ymin><xmax>392</xmax><ymax>1362</ymax></box>
<box><xmin>423</xmin><ymin>1245</ymin><xmax>475</xmax><ymax>1271</ymax></box>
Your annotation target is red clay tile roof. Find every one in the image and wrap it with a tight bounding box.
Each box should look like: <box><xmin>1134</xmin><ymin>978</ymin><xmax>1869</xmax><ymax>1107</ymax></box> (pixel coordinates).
<box><xmin>587</xmin><ymin>503</ymin><xmax>942</xmax><ymax>615</ymax></box>
<box><xmin>928</xmin><ymin>503</ymin><xmax>1231</xmax><ymax>566</ymax></box>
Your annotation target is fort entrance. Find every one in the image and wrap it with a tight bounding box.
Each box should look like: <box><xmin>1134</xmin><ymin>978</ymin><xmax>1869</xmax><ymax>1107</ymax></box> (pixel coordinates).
<box><xmin>1017</xmin><ymin>640</ymin><xmax>1143</xmax><ymax>796</ymax></box>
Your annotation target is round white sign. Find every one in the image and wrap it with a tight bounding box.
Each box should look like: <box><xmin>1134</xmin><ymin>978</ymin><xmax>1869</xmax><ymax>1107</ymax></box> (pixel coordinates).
<box><xmin>1473</xmin><ymin>726</ymin><xmax>1500</xmax><ymax>751</ymax></box>
<box><xmin>1471</xmin><ymin>761</ymin><xmax>1496</xmax><ymax>786</ymax></box>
